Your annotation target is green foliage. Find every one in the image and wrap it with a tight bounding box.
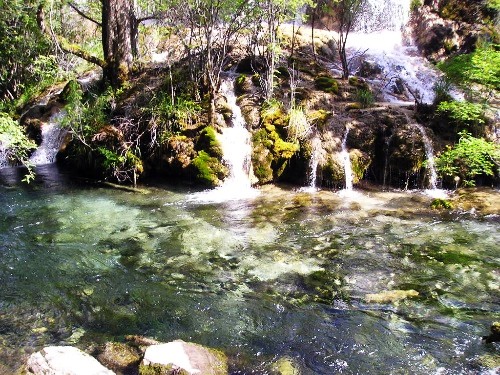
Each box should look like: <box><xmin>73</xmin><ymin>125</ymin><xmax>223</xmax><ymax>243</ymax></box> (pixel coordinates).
<box><xmin>435</xmin><ymin>132</ymin><xmax>500</xmax><ymax>187</ymax></box>
<box><xmin>0</xmin><ymin>113</ymin><xmax>36</xmax><ymax>181</ymax></box>
<box><xmin>410</xmin><ymin>0</ymin><xmax>422</xmax><ymax>12</ymax></box>
<box><xmin>314</xmin><ymin>75</ymin><xmax>339</xmax><ymax>94</ymax></box>
<box><xmin>431</xmin><ymin>198</ymin><xmax>454</xmax><ymax>210</ymax></box>
<box><xmin>438</xmin><ymin>44</ymin><xmax>500</xmax><ymax>94</ymax></box>
<box><xmin>436</xmin><ymin>100</ymin><xmax>486</xmax><ymax>134</ymax></box>
<box><xmin>149</xmin><ymin>92</ymin><xmax>202</xmax><ymax>138</ymax></box>
<box><xmin>432</xmin><ymin>79</ymin><xmax>453</xmax><ymax>105</ymax></box>
<box><xmin>355</xmin><ymin>88</ymin><xmax>374</xmax><ymax>108</ymax></box>
<box><xmin>0</xmin><ymin>0</ymin><xmax>52</xmax><ymax>103</ymax></box>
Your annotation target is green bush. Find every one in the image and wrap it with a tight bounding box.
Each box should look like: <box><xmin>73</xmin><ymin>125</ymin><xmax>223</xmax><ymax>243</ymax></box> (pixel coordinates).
<box><xmin>438</xmin><ymin>44</ymin><xmax>500</xmax><ymax>94</ymax></box>
<box><xmin>410</xmin><ymin>0</ymin><xmax>422</xmax><ymax>12</ymax></box>
<box><xmin>0</xmin><ymin>113</ymin><xmax>36</xmax><ymax>181</ymax></box>
<box><xmin>436</xmin><ymin>100</ymin><xmax>486</xmax><ymax>134</ymax></box>
<box><xmin>355</xmin><ymin>88</ymin><xmax>374</xmax><ymax>108</ymax></box>
<box><xmin>432</xmin><ymin>79</ymin><xmax>453</xmax><ymax>105</ymax></box>
<box><xmin>435</xmin><ymin>131</ymin><xmax>500</xmax><ymax>187</ymax></box>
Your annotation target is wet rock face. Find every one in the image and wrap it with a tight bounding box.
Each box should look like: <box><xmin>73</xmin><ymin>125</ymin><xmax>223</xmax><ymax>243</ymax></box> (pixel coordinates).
<box><xmin>411</xmin><ymin>5</ymin><xmax>479</xmax><ymax>62</ymax></box>
<box><xmin>27</xmin><ymin>346</ymin><xmax>115</xmax><ymax>375</ymax></box>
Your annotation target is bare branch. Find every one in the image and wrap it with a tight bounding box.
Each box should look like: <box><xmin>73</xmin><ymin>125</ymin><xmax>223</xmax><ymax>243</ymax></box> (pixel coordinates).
<box><xmin>67</xmin><ymin>1</ymin><xmax>102</xmax><ymax>27</ymax></box>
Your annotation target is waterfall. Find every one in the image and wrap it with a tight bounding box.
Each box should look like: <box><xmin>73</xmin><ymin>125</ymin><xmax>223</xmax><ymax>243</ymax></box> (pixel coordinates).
<box><xmin>29</xmin><ymin>111</ymin><xmax>67</xmax><ymax>166</ymax></box>
<box><xmin>341</xmin><ymin>128</ymin><xmax>354</xmax><ymax>191</ymax></box>
<box><xmin>189</xmin><ymin>76</ymin><xmax>258</xmax><ymax>203</ymax></box>
<box><xmin>413</xmin><ymin>124</ymin><xmax>447</xmax><ymax>197</ymax></box>
<box><xmin>299</xmin><ymin>136</ymin><xmax>321</xmax><ymax>192</ymax></box>
<box><xmin>0</xmin><ymin>145</ymin><xmax>9</xmax><ymax>168</ymax></box>
<box><xmin>344</xmin><ymin>0</ymin><xmax>460</xmax><ymax>104</ymax></box>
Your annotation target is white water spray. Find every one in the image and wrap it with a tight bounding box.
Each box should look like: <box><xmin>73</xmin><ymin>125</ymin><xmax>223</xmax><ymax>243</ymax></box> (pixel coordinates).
<box><xmin>299</xmin><ymin>136</ymin><xmax>322</xmax><ymax>193</ymax></box>
<box><xmin>189</xmin><ymin>76</ymin><xmax>258</xmax><ymax>203</ymax></box>
<box><xmin>0</xmin><ymin>145</ymin><xmax>9</xmax><ymax>168</ymax></box>
<box><xmin>29</xmin><ymin>111</ymin><xmax>67</xmax><ymax>166</ymax></box>
<box><xmin>413</xmin><ymin>123</ymin><xmax>447</xmax><ymax>198</ymax></box>
<box><xmin>341</xmin><ymin>128</ymin><xmax>354</xmax><ymax>191</ymax></box>
<box><xmin>344</xmin><ymin>0</ymin><xmax>460</xmax><ymax>104</ymax></box>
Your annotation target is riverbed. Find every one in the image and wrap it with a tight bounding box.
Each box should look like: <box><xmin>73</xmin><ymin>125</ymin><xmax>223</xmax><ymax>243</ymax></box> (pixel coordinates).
<box><xmin>0</xmin><ymin>166</ymin><xmax>498</xmax><ymax>373</ymax></box>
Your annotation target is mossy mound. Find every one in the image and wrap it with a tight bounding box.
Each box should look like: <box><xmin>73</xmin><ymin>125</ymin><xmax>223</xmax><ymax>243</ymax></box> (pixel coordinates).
<box><xmin>197</xmin><ymin>126</ymin><xmax>223</xmax><ymax>158</ymax></box>
<box><xmin>314</xmin><ymin>75</ymin><xmax>339</xmax><ymax>94</ymax></box>
<box><xmin>192</xmin><ymin>150</ymin><xmax>228</xmax><ymax>187</ymax></box>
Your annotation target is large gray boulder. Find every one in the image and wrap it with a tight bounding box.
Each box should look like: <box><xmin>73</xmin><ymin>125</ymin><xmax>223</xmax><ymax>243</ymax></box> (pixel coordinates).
<box><xmin>140</xmin><ymin>340</ymin><xmax>228</xmax><ymax>375</ymax></box>
<box><xmin>26</xmin><ymin>346</ymin><xmax>115</xmax><ymax>375</ymax></box>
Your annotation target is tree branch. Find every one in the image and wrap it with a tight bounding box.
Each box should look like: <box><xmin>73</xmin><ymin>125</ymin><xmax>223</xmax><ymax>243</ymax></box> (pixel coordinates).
<box><xmin>67</xmin><ymin>1</ymin><xmax>102</xmax><ymax>27</ymax></box>
<box><xmin>59</xmin><ymin>37</ymin><xmax>106</xmax><ymax>68</ymax></box>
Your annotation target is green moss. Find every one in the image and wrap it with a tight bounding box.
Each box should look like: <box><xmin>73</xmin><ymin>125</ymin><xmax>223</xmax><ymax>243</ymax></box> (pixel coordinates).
<box><xmin>307</xmin><ymin>110</ymin><xmax>331</xmax><ymax>132</ymax></box>
<box><xmin>274</xmin><ymin>138</ymin><xmax>299</xmax><ymax>159</ymax></box>
<box><xmin>139</xmin><ymin>363</ymin><xmax>189</xmax><ymax>375</ymax></box>
<box><xmin>270</xmin><ymin>356</ymin><xmax>301</xmax><ymax>375</ymax></box>
<box><xmin>197</xmin><ymin>126</ymin><xmax>223</xmax><ymax>158</ymax></box>
<box><xmin>192</xmin><ymin>150</ymin><xmax>226</xmax><ymax>186</ymax></box>
<box><xmin>314</xmin><ymin>75</ymin><xmax>339</xmax><ymax>94</ymax></box>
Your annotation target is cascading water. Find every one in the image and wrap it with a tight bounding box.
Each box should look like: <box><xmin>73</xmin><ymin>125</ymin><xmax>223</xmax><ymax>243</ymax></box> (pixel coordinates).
<box><xmin>340</xmin><ymin>128</ymin><xmax>354</xmax><ymax>191</ymax></box>
<box><xmin>29</xmin><ymin>111</ymin><xmax>67</xmax><ymax>166</ymax></box>
<box><xmin>345</xmin><ymin>0</ymin><xmax>457</xmax><ymax>104</ymax></box>
<box><xmin>299</xmin><ymin>136</ymin><xmax>321</xmax><ymax>192</ymax></box>
<box><xmin>189</xmin><ymin>76</ymin><xmax>258</xmax><ymax>203</ymax></box>
<box><xmin>413</xmin><ymin>123</ymin><xmax>447</xmax><ymax>197</ymax></box>
<box><xmin>0</xmin><ymin>145</ymin><xmax>9</xmax><ymax>168</ymax></box>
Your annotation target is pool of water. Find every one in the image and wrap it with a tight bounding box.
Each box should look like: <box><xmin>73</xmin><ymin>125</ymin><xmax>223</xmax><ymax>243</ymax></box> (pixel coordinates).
<box><xmin>0</xmin><ymin>166</ymin><xmax>499</xmax><ymax>374</ymax></box>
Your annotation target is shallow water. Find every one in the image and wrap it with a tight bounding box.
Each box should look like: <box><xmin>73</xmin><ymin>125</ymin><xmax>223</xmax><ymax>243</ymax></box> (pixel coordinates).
<box><xmin>0</xmin><ymin>166</ymin><xmax>499</xmax><ymax>374</ymax></box>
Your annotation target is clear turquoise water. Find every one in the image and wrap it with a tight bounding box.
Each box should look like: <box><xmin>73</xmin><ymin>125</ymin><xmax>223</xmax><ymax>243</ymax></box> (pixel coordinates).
<box><xmin>0</xmin><ymin>166</ymin><xmax>499</xmax><ymax>374</ymax></box>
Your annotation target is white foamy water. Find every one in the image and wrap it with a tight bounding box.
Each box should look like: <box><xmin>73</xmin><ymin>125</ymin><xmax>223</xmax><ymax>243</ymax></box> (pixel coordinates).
<box><xmin>299</xmin><ymin>136</ymin><xmax>322</xmax><ymax>193</ymax></box>
<box><xmin>29</xmin><ymin>111</ymin><xmax>67</xmax><ymax>166</ymax></box>
<box><xmin>0</xmin><ymin>145</ymin><xmax>9</xmax><ymax>168</ymax></box>
<box><xmin>189</xmin><ymin>77</ymin><xmax>259</xmax><ymax>203</ymax></box>
<box><xmin>340</xmin><ymin>127</ymin><xmax>354</xmax><ymax>191</ymax></box>
<box><xmin>343</xmin><ymin>0</ymin><xmax>461</xmax><ymax>103</ymax></box>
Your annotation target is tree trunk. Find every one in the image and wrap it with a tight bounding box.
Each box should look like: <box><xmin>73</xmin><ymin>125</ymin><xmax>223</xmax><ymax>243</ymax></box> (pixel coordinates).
<box><xmin>102</xmin><ymin>0</ymin><xmax>133</xmax><ymax>87</ymax></box>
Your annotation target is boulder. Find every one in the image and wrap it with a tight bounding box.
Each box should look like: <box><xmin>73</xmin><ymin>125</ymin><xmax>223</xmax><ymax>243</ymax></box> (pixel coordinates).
<box><xmin>96</xmin><ymin>342</ymin><xmax>142</xmax><ymax>374</ymax></box>
<box><xmin>26</xmin><ymin>346</ymin><xmax>115</xmax><ymax>375</ymax></box>
<box><xmin>139</xmin><ymin>340</ymin><xmax>228</xmax><ymax>375</ymax></box>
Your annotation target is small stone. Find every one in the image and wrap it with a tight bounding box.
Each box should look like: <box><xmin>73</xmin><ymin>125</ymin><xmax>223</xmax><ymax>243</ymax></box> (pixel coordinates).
<box><xmin>96</xmin><ymin>342</ymin><xmax>141</xmax><ymax>373</ymax></box>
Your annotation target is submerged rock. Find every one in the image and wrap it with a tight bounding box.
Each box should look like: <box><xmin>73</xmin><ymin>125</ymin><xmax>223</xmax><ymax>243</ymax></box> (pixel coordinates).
<box><xmin>270</xmin><ymin>356</ymin><xmax>301</xmax><ymax>375</ymax></box>
<box><xmin>96</xmin><ymin>342</ymin><xmax>142</xmax><ymax>374</ymax></box>
<box><xmin>26</xmin><ymin>346</ymin><xmax>115</xmax><ymax>375</ymax></box>
<box><xmin>139</xmin><ymin>340</ymin><xmax>228</xmax><ymax>375</ymax></box>
<box><xmin>365</xmin><ymin>289</ymin><xmax>419</xmax><ymax>304</ymax></box>
<box><xmin>482</xmin><ymin>322</ymin><xmax>500</xmax><ymax>344</ymax></box>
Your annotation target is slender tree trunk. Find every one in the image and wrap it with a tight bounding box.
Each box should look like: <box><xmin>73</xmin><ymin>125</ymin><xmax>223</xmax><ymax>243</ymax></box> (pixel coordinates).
<box><xmin>102</xmin><ymin>0</ymin><xmax>133</xmax><ymax>87</ymax></box>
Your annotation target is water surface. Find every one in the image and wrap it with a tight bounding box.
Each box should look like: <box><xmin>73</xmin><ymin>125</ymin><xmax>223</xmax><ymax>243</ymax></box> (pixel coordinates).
<box><xmin>0</xmin><ymin>166</ymin><xmax>498</xmax><ymax>374</ymax></box>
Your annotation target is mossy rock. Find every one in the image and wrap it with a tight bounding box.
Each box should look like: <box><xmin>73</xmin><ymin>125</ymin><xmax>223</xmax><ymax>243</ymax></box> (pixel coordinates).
<box><xmin>314</xmin><ymin>75</ymin><xmax>339</xmax><ymax>94</ymax></box>
<box><xmin>307</xmin><ymin>110</ymin><xmax>332</xmax><ymax>132</ymax></box>
<box><xmin>192</xmin><ymin>151</ymin><xmax>227</xmax><ymax>187</ymax></box>
<box><xmin>96</xmin><ymin>342</ymin><xmax>141</xmax><ymax>373</ymax></box>
<box><xmin>197</xmin><ymin>126</ymin><xmax>223</xmax><ymax>158</ymax></box>
<box><xmin>350</xmin><ymin>149</ymin><xmax>371</xmax><ymax>184</ymax></box>
<box><xmin>270</xmin><ymin>356</ymin><xmax>301</xmax><ymax>375</ymax></box>
<box><xmin>235</xmin><ymin>74</ymin><xmax>252</xmax><ymax>94</ymax></box>
<box><xmin>348</xmin><ymin>76</ymin><xmax>369</xmax><ymax>90</ymax></box>
<box><xmin>321</xmin><ymin>156</ymin><xmax>345</xmax><ymax>188</ymax></box>
<box><xmin>303</xmin><ymin>270</ymin><xmax>345</xmax><ymax>304</ymax></box>
<box><xmin>251</xmin><ymin>143</ymin><xmax>274</xmax><ymax>184</ymax></box>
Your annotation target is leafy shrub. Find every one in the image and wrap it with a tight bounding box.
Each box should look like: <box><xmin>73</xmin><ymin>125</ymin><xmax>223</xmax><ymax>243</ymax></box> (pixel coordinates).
<box><xmin>438</xmin><ymin>44</ymin><xmax>500</xmax><ymax>94</ymax></box>
<box><xmin>355</xmin><ymin>88</ymin><xmax>374</xmax><ymax>108</ymax></box>
<box><xmin>436</xmin><ymin>100</ymin><xmax>486</xmax><ymax>135</ymax></box>
<box><xmin>432</xmin><ymin>79</ymin><xmax>453</xmax><ymax>105</ymax></box>
<box><xmin>410</xmin><ymin>0</ymin><xmax>422</xmax><ymax>12</ymax></box>
<box><xmin>435</xmin><ymin>131</ymin><xmax>500</xmax><ymax>187</ymax></box>
<box><xmin>0</xmin><ymin>113</ymin><xmax>36</xmax><ymax>181</ymax></box>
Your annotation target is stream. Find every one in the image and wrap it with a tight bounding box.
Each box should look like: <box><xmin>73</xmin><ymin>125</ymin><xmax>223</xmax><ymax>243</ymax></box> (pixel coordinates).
<box><xmin>0</xmin><ymin>165</ymin><xmax>498</xmax><ymax>373</ymax></box>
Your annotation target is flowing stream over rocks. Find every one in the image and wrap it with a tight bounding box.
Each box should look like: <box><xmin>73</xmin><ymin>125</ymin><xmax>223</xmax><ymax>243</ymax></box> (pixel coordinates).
<box><xmin>189</xmin><ymin>76</ymin><xmax>258</xmax><ymax>203</ymax></box>
<box><xmin>345</xmin><ymin>0</ymin><xmax>455</xmax><ymax>103</ymax></box>
<box><xmin>1</xmin><ymin>166</ymin><xmax>498</xmax><ymax>374</ymax></box>
<box><xmin>29</xmin><ymin>111</ymin><xmax>67</xmax><ymax>166</ymax></box>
